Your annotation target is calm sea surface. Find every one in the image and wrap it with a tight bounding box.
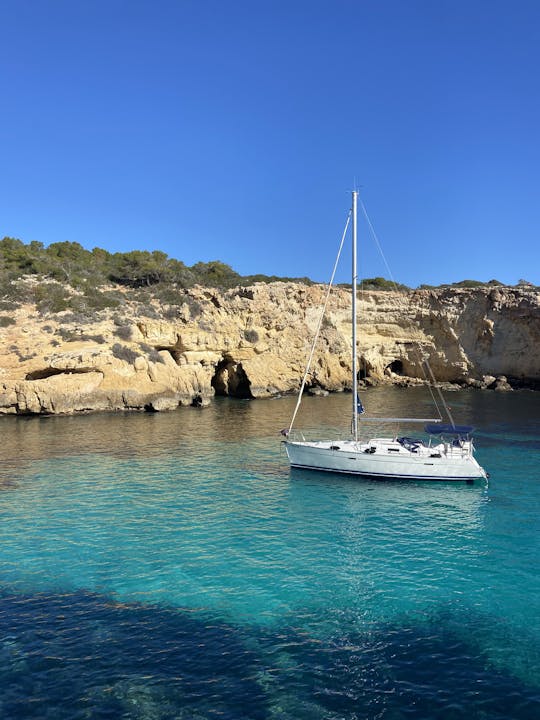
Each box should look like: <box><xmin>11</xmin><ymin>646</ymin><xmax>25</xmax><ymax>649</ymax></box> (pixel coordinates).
<box><xmin>0</xmin><ymin>386</ymin><xmax>539</xmax><ymax>719</ymax></box>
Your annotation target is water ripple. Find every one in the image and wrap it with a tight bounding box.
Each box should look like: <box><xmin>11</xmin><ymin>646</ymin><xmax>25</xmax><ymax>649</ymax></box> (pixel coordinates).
<box><xmin>0</xmin><ymin>389</ymin><xmax>539</xmax><ymax>717</ymax></box>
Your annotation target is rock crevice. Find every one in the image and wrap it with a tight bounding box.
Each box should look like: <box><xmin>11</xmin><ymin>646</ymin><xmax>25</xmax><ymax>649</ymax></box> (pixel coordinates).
<box><xmin>0</xmin><ymin>283</ymin><xmax>539</xmax><ymax>414</ymax></box>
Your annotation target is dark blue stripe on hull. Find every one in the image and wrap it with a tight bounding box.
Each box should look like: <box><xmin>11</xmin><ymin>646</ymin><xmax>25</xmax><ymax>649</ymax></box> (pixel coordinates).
<box><xmin>289</xmin><ymin>463</ymin><xmax>481</xmax><ymax>482</ymax></box>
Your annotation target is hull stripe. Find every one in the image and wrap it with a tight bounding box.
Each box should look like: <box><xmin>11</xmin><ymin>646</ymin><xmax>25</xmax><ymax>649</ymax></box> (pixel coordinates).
<box><xmin>289</xmin><ymin>463</ymin><xmax>481</xmax><ymax>481</ymax></box>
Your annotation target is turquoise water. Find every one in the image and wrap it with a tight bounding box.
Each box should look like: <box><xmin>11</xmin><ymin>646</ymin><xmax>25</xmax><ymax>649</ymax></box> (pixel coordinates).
<box><xmin>1</xmin><ymin>387</ymin><xmax>539</xmax><ymax>718</ymax></box>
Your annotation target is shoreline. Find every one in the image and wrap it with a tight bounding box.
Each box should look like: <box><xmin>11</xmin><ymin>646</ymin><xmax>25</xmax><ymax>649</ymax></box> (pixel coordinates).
<box><xmin>0</xmin><ymin>378</ymin><xmax>536</xmax><ymax>418</ymax></box>
<box><xmin>1</xmin><ymin>282</ymin><xmax>539</xmax><ymax>416</ymax></box>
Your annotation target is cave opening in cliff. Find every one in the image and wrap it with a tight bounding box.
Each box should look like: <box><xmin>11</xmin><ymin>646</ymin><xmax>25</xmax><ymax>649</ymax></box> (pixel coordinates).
<box><xmin>387</xmin><ymin>359</ymin><xmax>404</xmax><ymax>375</ymax></box>
<box><xmin>211</xmin><ymin>359</ymin><xmax>253</xmax><ymax>399</ymax></box>
<box><xmin>358</xmin><ymin>357</ymin><xmax>368</xmax><ymax>380</ymax></box>
<box><xmin>25</xmin><ymin>368</ymin><xmax>96</xmax><ymax>381</ymax></box>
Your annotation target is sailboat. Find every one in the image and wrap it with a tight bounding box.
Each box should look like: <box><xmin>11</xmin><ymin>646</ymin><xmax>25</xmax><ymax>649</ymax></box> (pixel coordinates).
<box><xmin>282</xmin><ymin>191</ymin><xmax>488</xmax><ymax>482</ymax></box>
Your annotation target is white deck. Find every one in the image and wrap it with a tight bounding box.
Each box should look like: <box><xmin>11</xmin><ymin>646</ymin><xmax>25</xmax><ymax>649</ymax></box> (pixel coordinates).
<box><xmin>284</xmin><ymin>437</ymin><xmax>487</xmax><ymax>481</ymax></box>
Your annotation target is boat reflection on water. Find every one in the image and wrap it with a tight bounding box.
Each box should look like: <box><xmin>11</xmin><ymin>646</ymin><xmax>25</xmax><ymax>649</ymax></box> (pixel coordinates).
<box><xmin>288</xmin><ymin>465</ymin><xmax>488</xmax><ymax>535</ymax></box>
<box><xmin>286</xmin><ymin>466</ymin><xmax>489</xmax><ymax>629</ymax></box>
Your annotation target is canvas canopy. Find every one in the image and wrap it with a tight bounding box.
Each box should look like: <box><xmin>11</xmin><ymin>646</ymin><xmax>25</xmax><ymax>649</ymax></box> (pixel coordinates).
<box><xmin>424</xmin><ymin>424</ymin><xmax>474</xmax><ymax>435</ymax></box>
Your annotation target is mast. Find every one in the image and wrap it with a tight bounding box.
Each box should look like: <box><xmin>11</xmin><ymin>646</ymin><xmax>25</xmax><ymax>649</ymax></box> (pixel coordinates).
<box><xmin>351</xmin><ymin>190</ymin><xmax>358</xmax><ymax>441</ymax></box>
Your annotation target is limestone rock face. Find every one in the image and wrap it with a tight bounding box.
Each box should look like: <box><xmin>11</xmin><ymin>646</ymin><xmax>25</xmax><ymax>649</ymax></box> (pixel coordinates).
<box><xmin>0</xmin><ymin>283</ymin><xmax>538</xmax><ymax>414</ymax></box>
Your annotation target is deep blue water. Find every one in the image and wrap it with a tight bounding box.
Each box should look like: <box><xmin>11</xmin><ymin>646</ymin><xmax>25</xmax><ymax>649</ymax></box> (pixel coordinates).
<box><xmin>0</xmin><ymin>387</ymin><xmax>539</xmax><ymax>719</ymax></box>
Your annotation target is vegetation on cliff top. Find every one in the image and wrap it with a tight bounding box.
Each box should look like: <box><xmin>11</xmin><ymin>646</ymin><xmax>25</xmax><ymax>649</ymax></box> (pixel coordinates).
<box><xmin>0</xmin><ymin>237</ymin><xmax>536</xmax><ymax>319</ymax></box>
<box><xmin>0</xmin><ymin>237</ymin><xmax>313</xmax><ymax>290</ymax></box>
<box><xmin>0</xmin><ymin>237</ymin><xmax>315</xmax><ymax>318</ymax></box>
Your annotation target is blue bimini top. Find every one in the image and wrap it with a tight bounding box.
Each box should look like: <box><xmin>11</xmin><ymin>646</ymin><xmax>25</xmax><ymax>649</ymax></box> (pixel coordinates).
<box><xmin>424</xmin><ymin>424</ymin><xmax>474</xmax><ymax>436</ymax></box>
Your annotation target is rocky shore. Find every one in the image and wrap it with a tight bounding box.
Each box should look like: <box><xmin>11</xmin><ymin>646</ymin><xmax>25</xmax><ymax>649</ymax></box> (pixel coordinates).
<box><xmin>1</xmin><ymin>283</ymin><xmax>539</xmax><ymax>415</ymax></box>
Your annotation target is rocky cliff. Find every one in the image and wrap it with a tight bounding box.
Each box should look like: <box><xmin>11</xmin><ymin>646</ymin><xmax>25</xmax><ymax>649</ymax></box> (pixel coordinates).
<box><xmin>1</xmin><ymin>283</ymin><xmax>539</xmax><ymax>414</ymax></box>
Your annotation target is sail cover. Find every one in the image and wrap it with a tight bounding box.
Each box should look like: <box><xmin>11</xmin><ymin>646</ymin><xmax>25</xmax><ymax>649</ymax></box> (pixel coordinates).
<box><xmin>425</xmin><ymin>424</ymin><xmax>474</xmax><ymax>435</ymax></box>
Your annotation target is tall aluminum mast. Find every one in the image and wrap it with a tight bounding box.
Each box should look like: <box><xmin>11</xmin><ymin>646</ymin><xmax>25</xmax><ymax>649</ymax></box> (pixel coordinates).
<box><xmin>351</xmin><ymin>190</ymin><xmax>358</xmax><ymax>441</ymax></box>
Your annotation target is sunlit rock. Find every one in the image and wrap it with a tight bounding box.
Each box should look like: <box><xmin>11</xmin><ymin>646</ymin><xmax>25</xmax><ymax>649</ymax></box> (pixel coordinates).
<box><xmin>0</xmin><ymin>283</ymin><xmax>538</xmax><ymax>414</ymax></box>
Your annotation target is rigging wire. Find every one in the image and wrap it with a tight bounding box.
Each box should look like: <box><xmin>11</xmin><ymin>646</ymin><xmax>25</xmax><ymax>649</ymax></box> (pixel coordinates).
<box><xmin>287</xmin><ymin>210</ymin><xmax>351</xmax><ymax>435</ymax></box>
<box><xmin>359</xmin><ymin>198</ymin><xmax>453</xmax><ymax>426</ymax></box>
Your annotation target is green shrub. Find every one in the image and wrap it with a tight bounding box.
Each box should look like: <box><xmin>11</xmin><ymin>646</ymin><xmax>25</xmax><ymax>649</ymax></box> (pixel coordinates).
<box><xmin>69</xmin><ymin>287</ymin><xmax>122</xmax><ymax>313</ymax></box>
<box><xmin>60</xmin><ymin>311</ymin><xmax>92</xmax><ymax>324</ymax></box>
<box><xmin>57</xmin><ymin>328</ymin><xmax>81</xmax><ymax>342</ymax></box>
<box><xmin>191</xmin><ymin>260</ymin><xmax>241</xmax><ymax>288</ymax></box>
<box><xmin>451</xmin><ymin>279</ymin><xmax>486</xmax><ymax>288</ymax></box>
<box><xmin>182</xmin><ymin>296</ymin><xmax>202</xmax><ymax>319</ymax></box>
<box><xmin>80</xmin><ymin>333</ymin><xmax>106</xmax><ymax>344</ymax></box>
<box><xmin>0</xmin><ymin>316</ymin><xmax>15</xmax><ymax>327</ymax></box>
<box><xmin>163</xmin><ymin>306</ymin><xmax>180</xmax><ymax>320</ymax></box>
<box><xmin>114</xmin><ymin>325</ymin><xmax>133</xmax><ymax>340</ymax></box>
<box><xmin>244</xmin><ymin>273</ymin><xmax>313</xmax><ymax>286</ymax></box>
<box><xmin>0</xmin><ymin>236</ymin><xmax>322</xmax><ymax>293</ymax></box>
<box><xmin>0</xmin><ymin>298</ymin><xmax>19</xmax><ymax>311</ymax></box>
<box><xmin>133</xmin><ymin>303</ymin><xmax>161</xmax><ymax>320</ymax></box>
<box><xmin>0</xmin><ymin>278</ymin><xmax>34</xmax><ymax>306</ymax></box>
<box><xmin>108</xmin><ymin>250</ymin><xmax>173</xmax><ymax>287</ymax></box>
<box><xmin>111</xmin><ymin>343</ymin><xmax>139</xmax><ymax>364</ymax></box>
<box><xmin>18</xmin><ymin>353</ymin><xmax>37</xmax><ymax>362</ymax></box>
<box><xmin>33</xmin><ymin>282</ymin><xmax>71</xmax><ymax>313</ymax></box>
<box><xmin>360</xmin><ymin>277</ymin><xmax>410</xmax><ymax>291</ymax></box>
<box><xmin>139</xmin><ymin>343</ymin><xmax>165</xmax><ymax>364</ymax></box>
<box><xmin>151</xmin><ymin>284</ymin><xmax>184</xmax><ymax>306</ymax></box>
<box><xmin>56</xmin><ymin>327</ymin><xmax>105</xmax><ymax>343</ymax></box>
<box><xmin>244</xmin><ymin>328</ymin><xmax>259</xmax><ymax>343</ymax></box>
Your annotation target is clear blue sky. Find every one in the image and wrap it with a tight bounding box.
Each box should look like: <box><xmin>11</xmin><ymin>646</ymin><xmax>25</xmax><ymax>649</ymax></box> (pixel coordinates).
<box><xmin>1</xmin><ymin>0</ymin><xmax>539</xmax><ymax>287</ymax></box>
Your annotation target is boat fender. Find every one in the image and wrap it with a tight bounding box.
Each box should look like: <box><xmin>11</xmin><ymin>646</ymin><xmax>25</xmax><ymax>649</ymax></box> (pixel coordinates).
<box><xmin>330</xmin><ymin>445</ymin><xmax>340</xmax><ymax>450</ymax></box>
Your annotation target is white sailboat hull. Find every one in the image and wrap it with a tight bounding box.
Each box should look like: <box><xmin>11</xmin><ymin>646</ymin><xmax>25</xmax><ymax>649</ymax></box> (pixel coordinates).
<box><xmin>282</xmin><ymin>191</ymin><xmax>489</xmax><ymax>483</ymax></box>
<box><xmin>284</xmin><ymin>438</ymin><xmax>487</xmax><ymax>482</ymax></box>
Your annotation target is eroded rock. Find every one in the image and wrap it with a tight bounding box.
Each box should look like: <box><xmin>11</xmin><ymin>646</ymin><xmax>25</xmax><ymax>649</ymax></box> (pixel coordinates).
<box><xmin>0</xmin><ymin>283</ymin><xmax>538</xmax><ymax>414</ymax></box>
